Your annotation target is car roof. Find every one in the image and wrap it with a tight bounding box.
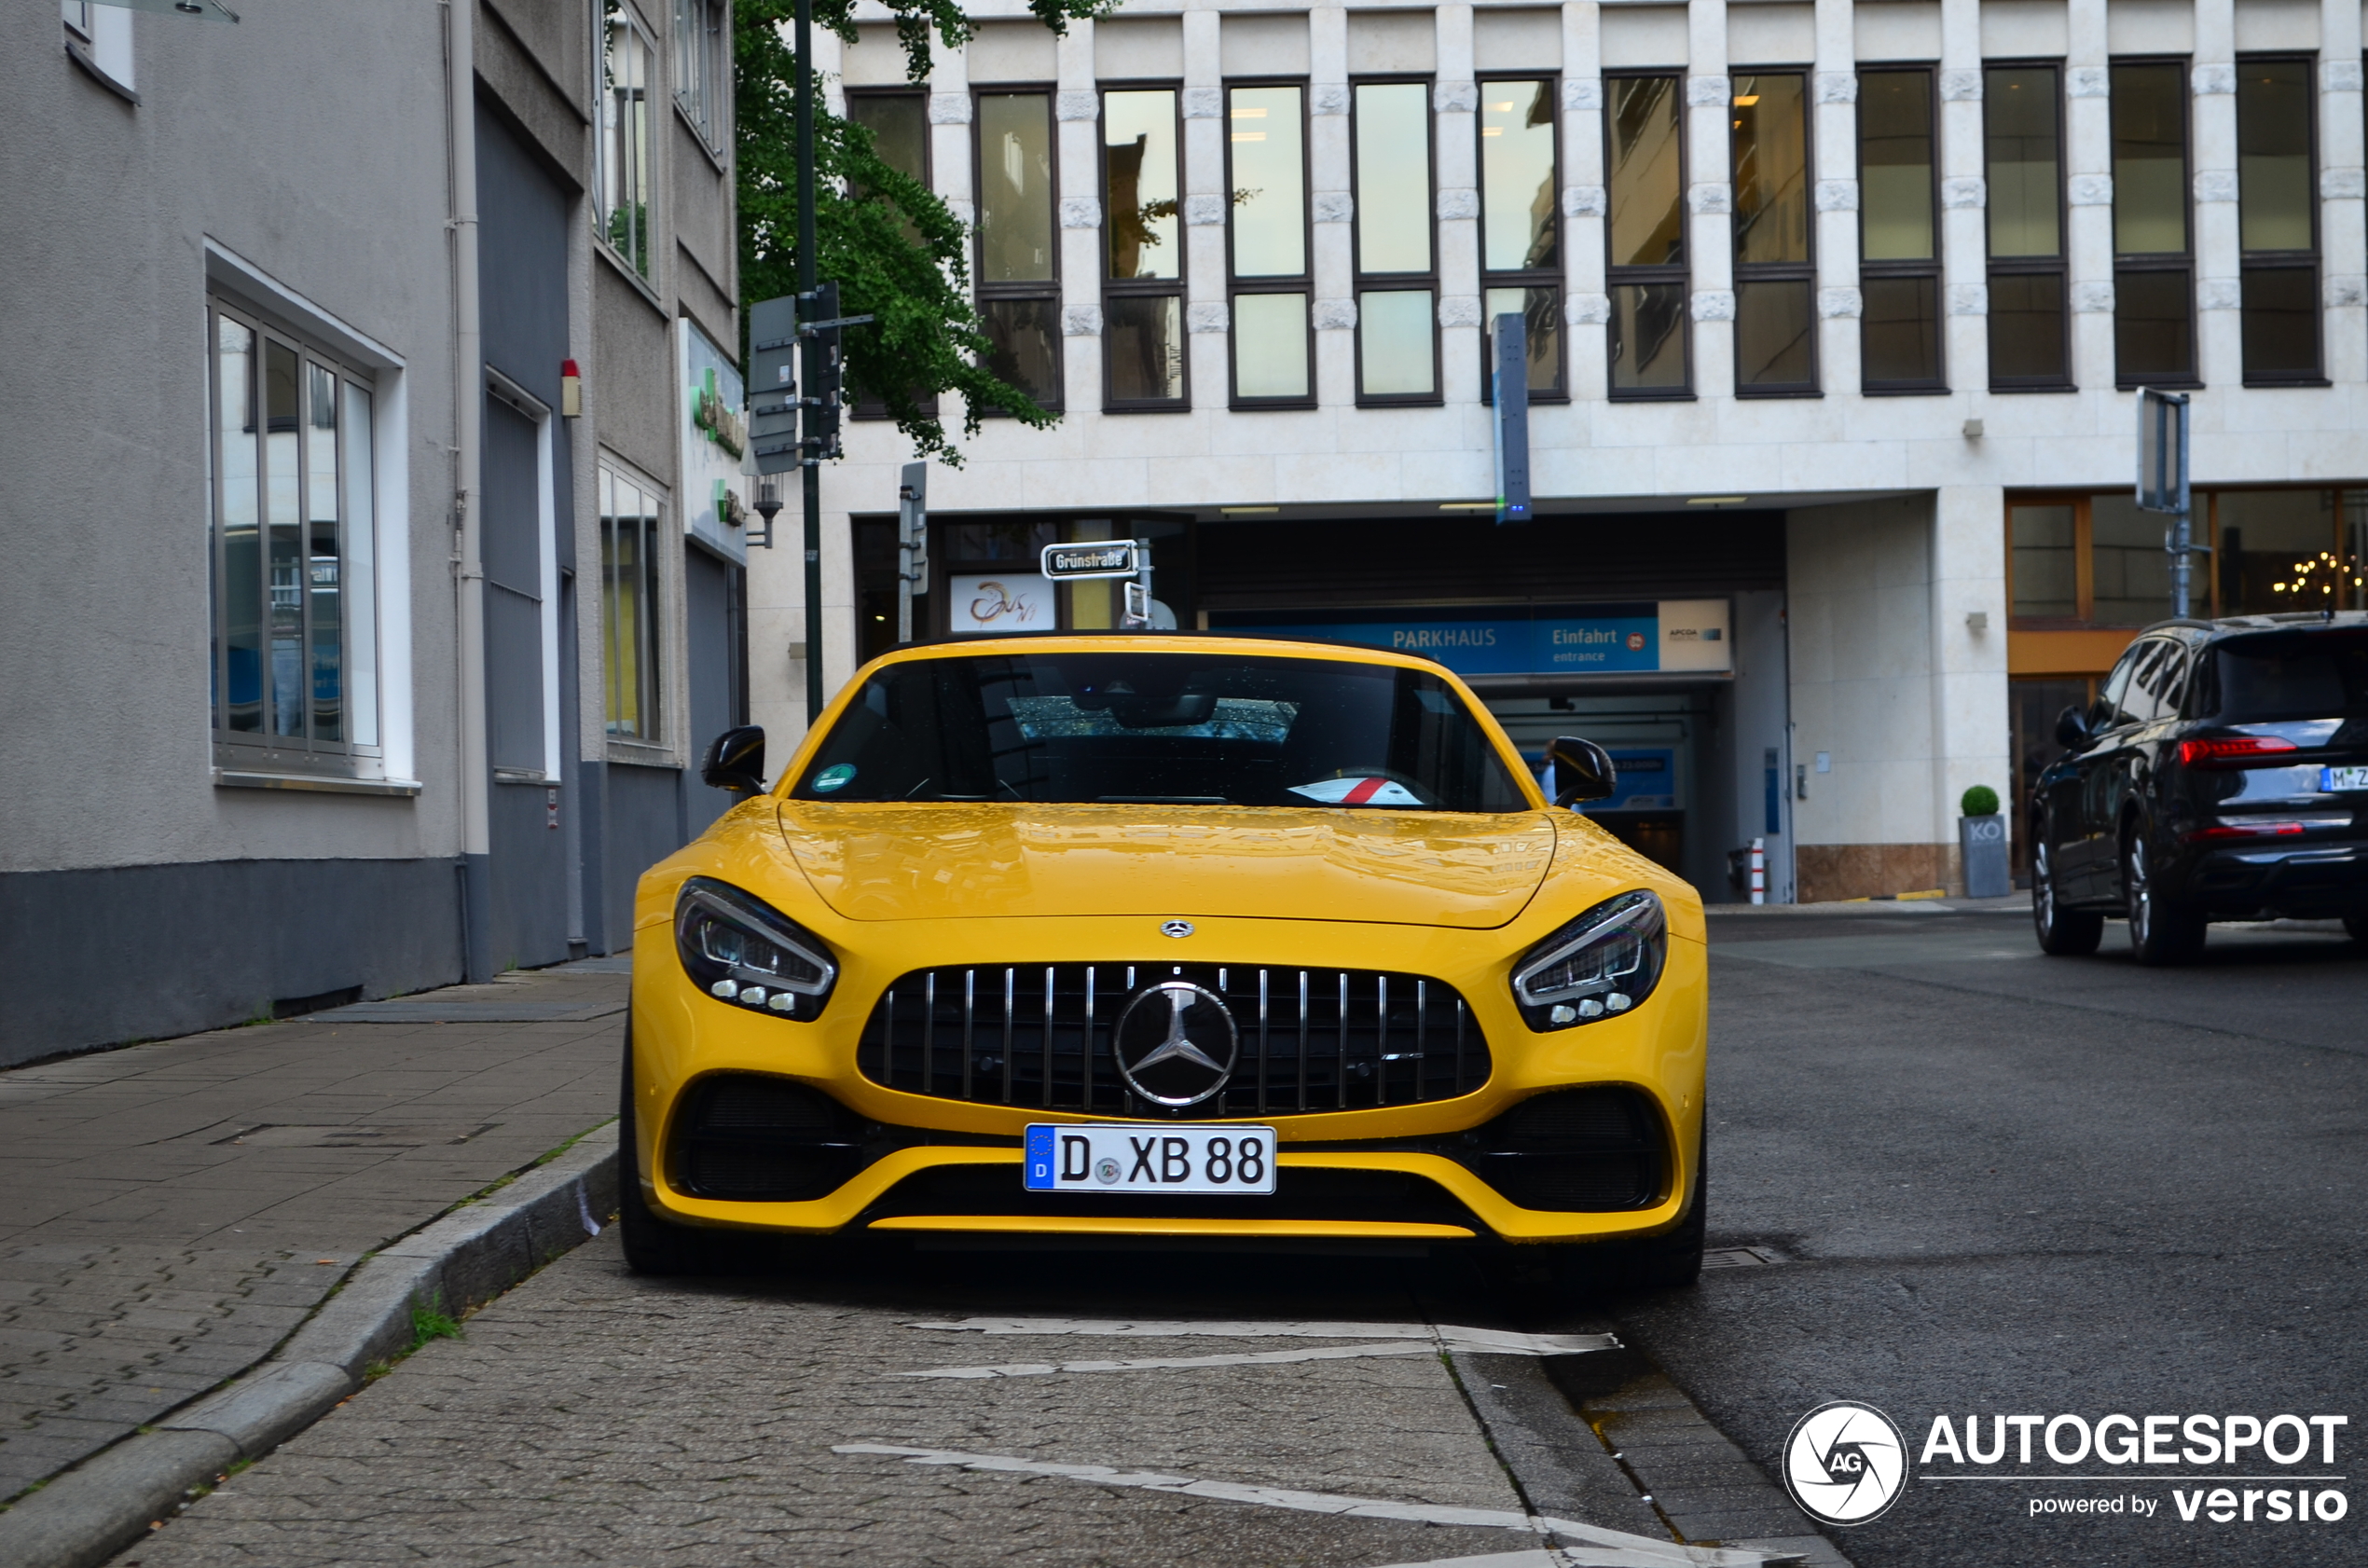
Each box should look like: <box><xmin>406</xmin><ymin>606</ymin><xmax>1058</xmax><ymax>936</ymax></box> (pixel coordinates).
<box><xmin>864</xmin><ymin>630</ymin><xmax>1458</xmax><ymax>673</ymax></box>
<box><xmin>2130</xmin><ymin>611</ymin><xmax>2368</xmax><ymax>642</ymax></box>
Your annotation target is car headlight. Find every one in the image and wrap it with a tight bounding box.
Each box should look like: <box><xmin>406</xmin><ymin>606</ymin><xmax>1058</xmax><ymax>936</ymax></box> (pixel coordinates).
<box><xmin>674</xmin><ymin>877</ymin><xmax>838</xmax><ymax>1020</ymax></box>
<box><xmin>1509</xmin><ymin>890</ymin><xmax>1666</xmax><ymax>1031</ymax></box>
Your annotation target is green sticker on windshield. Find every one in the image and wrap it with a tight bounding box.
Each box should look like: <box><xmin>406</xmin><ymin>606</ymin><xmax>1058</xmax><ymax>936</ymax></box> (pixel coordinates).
<box><xmin>810</xmin><ymin>763</ymin><xmax>857</xmax><ymax>793</ymax></box>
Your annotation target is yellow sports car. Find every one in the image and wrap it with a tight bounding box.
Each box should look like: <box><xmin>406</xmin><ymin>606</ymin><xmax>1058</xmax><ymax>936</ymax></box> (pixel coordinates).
<box><xmin>622</xmin><ymin>635</ymin><xmax>1707</xmax><ymax>1286</ymax></box>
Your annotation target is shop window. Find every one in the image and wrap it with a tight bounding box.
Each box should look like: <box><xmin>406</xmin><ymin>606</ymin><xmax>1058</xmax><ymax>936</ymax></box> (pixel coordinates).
<box><xmin>2217</xmin><ymin>489</ymin><xmax>2368</xmax><ymax>612</ymax></box>
<box><xmin>1730</xmin><ymin>73</ymin><xmax>1815</xmax><ymax>393</ymax></box>
<box><xmin>1986</xmin><ymin>64</ymin><xmax>2069</xmax><ymax>389</ymax></box>
<box><xmin>209</xmin><ymin>300</ymin><xmax>379</xmax><ymax>770</ymax></box>
<box><xmin>2006</xmin><ymin>494</ymin><xmax>2168</xmax><ymax>626</ymax></box>
<box><xmin>2237</xmin><ymin>58</ymin><xmax>2320</xmax><ymax>383</ymax></box>
<box><xmin>671</xmin><ymin>0</ymin><xmax>729</xmax><ymax>155</ymax></box>
<box><xmin>976</xmin><ymin>89</ymin><xmax>1062</xmax><ymax>412</ymax></box>
<box><xmin>2111</xmin><ymin>61</ymin><xmax>2196</xmax><ymax>386</ymax></box>
<box><xmin>846</xmin><ymin>90</ymin><xmax>939</xmax><ymax>421</ymax></box>
<box><xmin>1353</xmin><ymin>80</ymin><xmax>1439</xmax><ymax>403</ymax></box>
<box><xmin>1859</xmin><ymin>67</ymin><xmax>1944</xmax><ymax>392</ymax></box>
<box><xmin>597</xmin><ymin>2</ymin><xmax>656</xmax><ymax>280</ymax></box>
<box><xmin>1480</xmin><ymin>77</ymin><xmax>1565</xmax><ymax>402</ymax></box>
<box><xmin>1228</xmin><ymin>83</ymin><xmax>1313</xmax><ymax>406</ymax></box>
<box><xmin>601</xmin><ymin>468</ymin><xmax>665</xmax><ymax>741</ymax></box>
<box><xmin>1103</xmin><ymin>88</ymin><xmax>1188</xmax><ymax>409</ymax></box>
<box><xmin>1604</xmin><ymin>73</ymin><xmax>1688</xmax><ymax>397</ymax></box>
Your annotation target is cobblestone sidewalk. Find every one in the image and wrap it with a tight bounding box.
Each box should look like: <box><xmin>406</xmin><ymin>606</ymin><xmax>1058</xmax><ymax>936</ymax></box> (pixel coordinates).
<box><xmin>0</xmin><ymin>964</ymin><xmax>625</xmax><ymax>1501</ymax></box>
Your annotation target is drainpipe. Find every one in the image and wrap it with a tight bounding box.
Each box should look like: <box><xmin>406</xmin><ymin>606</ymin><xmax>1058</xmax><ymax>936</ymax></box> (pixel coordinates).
<box><xmin>448</xmin><ymin>0</ymin><xmax>493</xmax><ymax>981</ymax></box>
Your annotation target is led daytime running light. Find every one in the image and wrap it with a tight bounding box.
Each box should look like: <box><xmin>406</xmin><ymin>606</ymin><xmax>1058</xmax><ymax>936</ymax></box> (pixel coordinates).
<box><xmin>674</xmin><ymin>877</ymin><xmax>838</xmax><ymax>1020</ymax></box>
<box><xmin>1510</xmin><ymin>890</ymin><xmax>1667</xmax><ymax>1030</ymax></box>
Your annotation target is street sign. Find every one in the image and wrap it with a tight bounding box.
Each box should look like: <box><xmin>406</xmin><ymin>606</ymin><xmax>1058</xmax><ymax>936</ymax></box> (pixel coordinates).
<box><xmin>1040</xmin><ymin>541</ymin><xmax>1141</xmax><ymax>580</ymax></box>
<box><xmin>1492</xmin><ymin>312</ymin><xmax>1532</xmax><ymax>526</ymax></box>
<box><xmin>2135</xmin><ymin>387</ymin><xmax>2205</xmax><ymax>618</ymax></box>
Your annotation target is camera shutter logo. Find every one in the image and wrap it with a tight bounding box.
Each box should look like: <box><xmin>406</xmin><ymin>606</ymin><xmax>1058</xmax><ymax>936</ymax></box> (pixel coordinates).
<box><xmin>1783</xmin><ymin>1401</ymin><xmax>1909</xmax><ymax>1526</ymax></box>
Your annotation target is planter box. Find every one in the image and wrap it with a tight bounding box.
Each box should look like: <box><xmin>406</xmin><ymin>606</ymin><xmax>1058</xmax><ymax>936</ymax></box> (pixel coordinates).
<box><xmin>1960</xmin><ymin>813</ymin><xmax>2011</xmax><ymax>899</ymax></box>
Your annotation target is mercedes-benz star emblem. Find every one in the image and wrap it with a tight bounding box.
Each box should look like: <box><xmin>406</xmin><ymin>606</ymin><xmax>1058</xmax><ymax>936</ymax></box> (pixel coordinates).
<box><xmin>1161</xmin><ymin>919</ymin><xmax>1194</xmax><ymax>939</ymax></box>
<box><xmin>1113</xmin><ymin>982</ymin><xmax>1238</xmax><ymax>1107</ymax></box>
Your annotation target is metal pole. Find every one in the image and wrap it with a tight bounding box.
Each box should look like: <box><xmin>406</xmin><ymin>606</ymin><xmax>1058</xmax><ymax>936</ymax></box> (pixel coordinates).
<box><xmin>2172</xmin><ymin>395</ymin><xmax>2193</xmax><ymax>619</ymax></box>
<box><xmin>447</xmin><ymin>0</ymin><xmax>493</xmax><ymax>982</ymax></box>
<box><xmin>796</xmin><ymin>0</ymin><xmax>825</xmax><ymax>725</ymax></box>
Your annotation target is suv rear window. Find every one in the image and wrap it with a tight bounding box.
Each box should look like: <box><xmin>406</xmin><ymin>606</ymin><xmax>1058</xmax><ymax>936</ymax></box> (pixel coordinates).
<box><xmin>793</xmin><ymin>652</ymin><xmax>1531</xmax><ymax>812</ymax></box>
<box><xmin>2213</xmin><ymin>630</ymin><xmax>2368</xmax><ymax>717</ymax></box>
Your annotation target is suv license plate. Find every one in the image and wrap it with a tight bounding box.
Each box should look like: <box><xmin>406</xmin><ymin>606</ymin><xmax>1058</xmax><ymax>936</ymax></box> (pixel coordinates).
<box><xmin>1024</xmin><ymin>1124</ymin><xmax>1276</xmax><ymax>1195</ymax></box>
<box><xmin>2323</xmin><ymin>765</ymin><xmax>2368</xmax><ymax>791</ymax></box>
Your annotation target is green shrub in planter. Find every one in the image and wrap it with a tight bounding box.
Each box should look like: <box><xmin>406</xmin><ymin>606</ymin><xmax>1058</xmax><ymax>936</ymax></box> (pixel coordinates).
<box><xmin>1961</xmin><ymin>784</ymin><xmax>2000</xmax><ymax>818</ymax></box>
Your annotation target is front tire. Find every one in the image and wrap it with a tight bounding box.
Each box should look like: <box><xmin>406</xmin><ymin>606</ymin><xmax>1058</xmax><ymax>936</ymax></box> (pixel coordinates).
<box><xmin>2124</xmin><ymin>827</ymin><xmax>2206</xmax><ymax>966</ymax></box>
<box><xmin>2031</xmin><ymin>832</ymin><xmax>2103</xmax><ymax>956</ymax></box>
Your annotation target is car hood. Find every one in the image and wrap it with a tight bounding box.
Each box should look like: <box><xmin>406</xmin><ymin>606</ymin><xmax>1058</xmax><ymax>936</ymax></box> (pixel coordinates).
<box><xmin>776</xmin><ymin>802</ymin><xmax>1559</xmax><ymax>928</ymax></box>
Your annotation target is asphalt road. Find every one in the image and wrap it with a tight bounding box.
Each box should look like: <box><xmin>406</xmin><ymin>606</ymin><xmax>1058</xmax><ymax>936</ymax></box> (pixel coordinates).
<box><xmin>108</xmin><ymin>906</ymin><xmax>2366</xmax><ymax>1568</ymax></box>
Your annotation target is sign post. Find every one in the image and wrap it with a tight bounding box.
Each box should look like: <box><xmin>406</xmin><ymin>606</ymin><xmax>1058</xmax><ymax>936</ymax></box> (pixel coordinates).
<box><xmin>2136</xmin><ymin>387</ymin><xmax>2202</xmax><ymax>619</ymax></box>
<box><xmin>1492</xmin><ymin>312</ymin><xmax>1532</xmax><ymax>526</ymax></box>
<box><xmin>897</xmin><ymin>461</ymin><xmax>928</xmax><ymax>644</ymax></box>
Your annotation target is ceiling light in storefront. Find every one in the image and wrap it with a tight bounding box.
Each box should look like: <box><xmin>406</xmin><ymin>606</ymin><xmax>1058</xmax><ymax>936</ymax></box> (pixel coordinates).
<box><xmin>1687</xmin><ymin>496</ymin><xmax>1748</xmax><ymax>506</ymax></box>
<box><xmin>1439</xmin><ymin>502</ymin><xmax>1497</xmax><ymax>511</ymax></box>
<box><xmin>1219</xmin><ymin>505</ymin><xmax>1279</xmax><ymax>516</ymax></box>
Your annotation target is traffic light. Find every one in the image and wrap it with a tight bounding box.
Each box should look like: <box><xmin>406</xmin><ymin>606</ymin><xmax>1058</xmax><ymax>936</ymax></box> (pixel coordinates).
<box><xmin>806</xmin><ymin>282</ymin><xmax>844</xmax><ymax>461</ymax></box>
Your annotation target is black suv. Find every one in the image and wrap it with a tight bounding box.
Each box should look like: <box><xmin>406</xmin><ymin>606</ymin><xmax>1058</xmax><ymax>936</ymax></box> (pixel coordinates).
<box><xmin>2030</xmin><ymin>612</ymin><xmax>2368</xmax><ymax>964</ymax></box>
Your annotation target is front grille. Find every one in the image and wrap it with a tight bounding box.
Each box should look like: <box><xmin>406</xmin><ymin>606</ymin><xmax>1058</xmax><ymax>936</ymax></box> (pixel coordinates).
<box><xmin>856</xmin><ymin>963</ymin><xmax>1491</xmax><ymax>1117</ymax></box>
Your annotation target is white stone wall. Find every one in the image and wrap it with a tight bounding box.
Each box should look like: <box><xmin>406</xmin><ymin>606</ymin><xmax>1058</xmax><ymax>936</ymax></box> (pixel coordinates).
<box><xmin>746</xmin><ymin>0</ymin><xmax>2368</xmax><ymax>883</ymax></box>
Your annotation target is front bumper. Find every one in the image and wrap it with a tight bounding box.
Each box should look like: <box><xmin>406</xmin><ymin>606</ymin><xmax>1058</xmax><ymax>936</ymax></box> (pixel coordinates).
<box><xmin>627</xmin><ymin>914</ymin><xmax>1708</xmax><ymax>1246</ymax></box>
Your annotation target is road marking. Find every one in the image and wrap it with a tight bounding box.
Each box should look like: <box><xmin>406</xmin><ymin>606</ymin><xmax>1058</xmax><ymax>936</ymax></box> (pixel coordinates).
<box><xmin>905</xmin><ymin>1317</ymin><xmax>1618</xmax><ymax>1356</ymax></box>
<box><xmin>1367</xmin><ymin>1552</ymin><xmax>1570</xmax><ymax>1568</ymax></box>
<box><xmin>894</xmin><ymin>1340</ymin><xmax>1441</xmax><ymax>1379</ymax></box>
<box><xmin>832</xmin><ymin>1444</ymin><xmax>1792</xmax><ymax>1568</ymax></box>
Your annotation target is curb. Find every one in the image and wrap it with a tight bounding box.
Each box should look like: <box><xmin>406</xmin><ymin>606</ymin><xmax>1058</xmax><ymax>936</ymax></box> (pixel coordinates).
<box><xmin>0</xmin><ymin>1126</ymin><xmax>619</xmax><ymax>1568</ymax></box>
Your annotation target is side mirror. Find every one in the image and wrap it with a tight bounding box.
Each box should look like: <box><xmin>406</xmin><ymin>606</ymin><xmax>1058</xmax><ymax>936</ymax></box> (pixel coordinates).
<box><xmin>701</xmin><ymin>725</ymin><xmax>767</xmax><ymax>797</ymax></box>
<box><xmin>2053</xmin><ymin>705</ymin><xmax>2090</xmax><ymax>750</ymax></box>
<box><xmin>1546</xmin><ymin>736</ymin><xmax>1618</xmax><ymax>807</ymax></box>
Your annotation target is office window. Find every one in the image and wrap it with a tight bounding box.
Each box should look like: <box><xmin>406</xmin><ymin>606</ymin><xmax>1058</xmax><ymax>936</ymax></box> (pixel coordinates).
<box><xmin>1480</xmin><ymin>77</ymin><xmax>1565</xmax><ymax>401</ymax></box>
<box><xmin>672</xmin><ymin>0</ymin><xmax>729</xmax><ymax>154</ymax></box>
<box><xmin>209</xmin><ymin>300</ymin><xmax>379</xmax><ymax>764</ymax></box>
<box><xmin>597</xmin><ymin>2</ymin><xmax>655</xmax><ymax>278</ymax></box>
<box><xmin>2237</xmin><ymin>58</ymin><xmax>2320</xmax><ymax>382</ymax></box>
<box><xmin>1859</xmin><ymin>67</ymin><xmax>1944</xmax><ymax>390</ymax></box>
<box><xmin>2111</xmin><ymin>62</ymin><xmax>2195</xmax><ymax>386</ymax></box>
<box><xmin>976</xmin><ymin>90</ymin><xmax>1062</xmax><ymax>411</ymax></box>
<box><xmin>1104</xmin><ymin>89</ymin><xmax>1188</xmax><ymax>408</ymax></box>
<box><xmin>1605</xmin><ymin>74</ymin><xmax>1688</xmax><ymax>396</ymax></box>
<box><xmin>1228</xmin><ymin>83</ymin><xmax>1313</xmax><ymax>405</ymax></box>
<box><xmin>1731</xmin><ymin>72</ymin><xmax>1815</xmax><ymax>392</ymax></box>
<box><xmin>1985</xmin><ymin>65</ymin><xmax>2068</xmax><ymax>388</ymax></box>
<box><xmin>62</xmin><ymin>0</ymin><xmax>133</xmax><ymax>91</ymax></box>
<box><xmin>1353</xmin><ymin>80</ymin><xmax>1439</xmax><ymax>402</ymax></box>
<box><xmin>847</xmin><ymin>91</ymin><xmax>938</xmax><ymax>420</ymax></box>
<box><xmin>600</xmin><ymin>468</ymin><xmax>664</xmax><ymax>740</ymax></box>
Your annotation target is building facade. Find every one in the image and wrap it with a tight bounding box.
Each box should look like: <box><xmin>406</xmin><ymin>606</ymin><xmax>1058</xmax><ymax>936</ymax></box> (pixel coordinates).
<box><xmin>0</xmin><ymin>0</ymin><xmax>750</xmax><ymax>1065</ymax></box>
<box><xmin>753</xmin><ymin>0</ymin><xmax>2368</xmax><ymax>904</ymax></box>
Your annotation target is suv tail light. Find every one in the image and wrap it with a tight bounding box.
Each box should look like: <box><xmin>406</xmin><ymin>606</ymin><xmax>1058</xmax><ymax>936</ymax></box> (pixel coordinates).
<box><xmin>2176</xmin><ymin>736</ymin><xmax>2299</xmax><ymax>768</ymax></box>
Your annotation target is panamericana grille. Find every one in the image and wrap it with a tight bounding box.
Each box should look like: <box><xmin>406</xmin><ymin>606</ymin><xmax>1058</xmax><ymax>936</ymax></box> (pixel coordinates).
<box><xmin>856</xmin><ymin>963</ymin><xmax>1491</xmax><ymax>1116</ymax></box>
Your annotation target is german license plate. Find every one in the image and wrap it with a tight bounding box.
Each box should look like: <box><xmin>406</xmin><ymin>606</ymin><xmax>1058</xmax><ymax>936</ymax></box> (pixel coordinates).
<box><xmin>1024</xmin><ymin>1123</ymin><xmax>1276</xmax><ymax>1195</ymax></box>
<box><xmin>2323</xmin><ymin>765</ymin><xmax>2368</xmax><ymax>791</ymax></box>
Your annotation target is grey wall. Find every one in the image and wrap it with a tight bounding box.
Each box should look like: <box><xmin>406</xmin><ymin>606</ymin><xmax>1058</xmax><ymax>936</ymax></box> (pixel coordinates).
<box><xmin>0</xmin><ymin>859</ymin><xmax>462</xmax><ymax>1066</ymax></box>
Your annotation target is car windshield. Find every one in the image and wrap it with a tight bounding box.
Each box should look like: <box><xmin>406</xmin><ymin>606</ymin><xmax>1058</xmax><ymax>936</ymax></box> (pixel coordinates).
<box><xmin>791</xmin><ymin>651</ymin><xmax>1531</xmax><ymax>812</ymax></box>
<box><xmin>2214</xmin><ymin>631</ymin><xmax>2368</xmax><ymax>718</ymax></box>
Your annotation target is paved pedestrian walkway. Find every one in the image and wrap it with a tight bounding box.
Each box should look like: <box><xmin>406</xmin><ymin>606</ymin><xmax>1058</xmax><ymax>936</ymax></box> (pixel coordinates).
<box><xmin>0</xmin><ymin>963</ymin><xmax>625</xmax><ymax>1503</ymax></box>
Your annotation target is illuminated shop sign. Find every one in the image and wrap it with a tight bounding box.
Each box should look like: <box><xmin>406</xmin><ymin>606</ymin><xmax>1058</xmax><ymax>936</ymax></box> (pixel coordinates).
<box><xmin>1211</xmin><ymin>600</ymin><xmax>1732</xmax><ymax>677</ymax></box>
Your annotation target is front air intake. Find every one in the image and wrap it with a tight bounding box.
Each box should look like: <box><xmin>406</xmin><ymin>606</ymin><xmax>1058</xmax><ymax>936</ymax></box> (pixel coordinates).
<box><xmin>1462</xmin><ymin>1087</ymin><xmax>1667</xmax><ymax>1212</ymax></box>
<box><xmin>668</xmin><ymin>1075</ymin><xmax>864</xmax><ymax>1201</ymax></box>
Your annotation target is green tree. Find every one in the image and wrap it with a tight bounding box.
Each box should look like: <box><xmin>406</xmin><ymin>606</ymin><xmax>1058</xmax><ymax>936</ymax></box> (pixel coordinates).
<box><xmin>736</xmin><ymin>0</ymin><xmax>1108</xmax><ymax>461</ymax></box>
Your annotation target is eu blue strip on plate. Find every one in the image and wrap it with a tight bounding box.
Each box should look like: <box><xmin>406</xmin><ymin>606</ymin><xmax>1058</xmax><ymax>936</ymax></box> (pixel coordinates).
<box><xmin>1025</xmin><ymin>1125</ymin><xmax>1056</xmax><ymax>1190</ymax></box>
